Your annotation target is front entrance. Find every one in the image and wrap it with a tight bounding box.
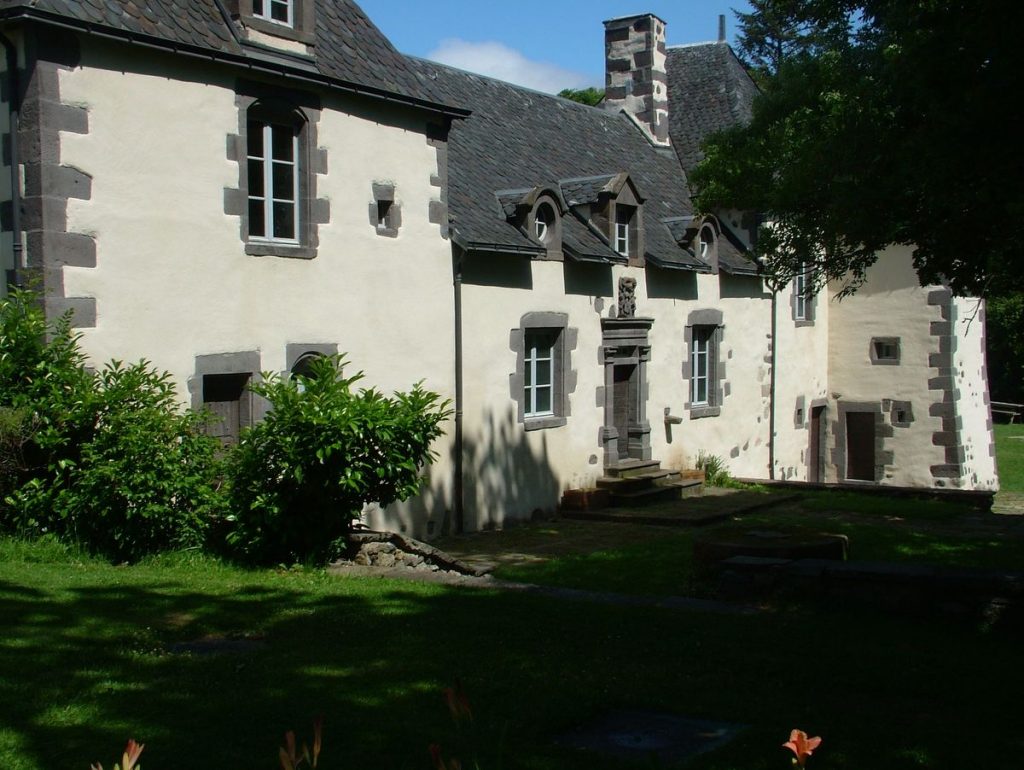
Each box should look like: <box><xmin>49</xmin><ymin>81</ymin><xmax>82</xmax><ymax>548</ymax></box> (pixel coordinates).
<box><xmin>613</xmin><ymin>364</ymin><xmax>639</xmax><ymax>459</ymax></box>
<box><xmin>808</xmin><ymin>405</ymin><xmax>826</xmax><ymax>483</ymax></box>
<box><xmin>600</xmin><ymin>317</ymin><xmax>653</xmax><ymax>467</ymax></box>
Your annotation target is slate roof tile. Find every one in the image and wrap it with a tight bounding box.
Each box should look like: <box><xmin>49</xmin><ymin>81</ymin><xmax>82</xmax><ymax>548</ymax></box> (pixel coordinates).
<box><xmin>0</xmin><ymin>0</ymin><xmax>458</xmax><ymax>111</ymax></box>
<box><xmin>407</xmin><ymin>57</ymin><xmax>706</xmax><ymax>270</ymax></box>
<box><xmin>666</xmin><ymin>42</ymin><xmax>759</xmax><ymax>174</ymax></box>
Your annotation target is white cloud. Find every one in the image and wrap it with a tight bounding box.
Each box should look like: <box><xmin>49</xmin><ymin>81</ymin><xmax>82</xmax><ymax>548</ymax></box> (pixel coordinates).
<box><xmin>426</xmin><ymin>38</ymin><xmax>594</xmax><ymax>94</ymax></box>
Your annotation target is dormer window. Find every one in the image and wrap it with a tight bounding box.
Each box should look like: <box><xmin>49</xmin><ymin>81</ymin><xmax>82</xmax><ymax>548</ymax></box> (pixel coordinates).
<box><xmin>235</xmin><ymin>0</ymin><xmax>315</xmax><ymax>45</ymax></box>
<box><xmin>535</xmin><ymin>202</ymin><xmax>556</xmax><ymax>243</ymax></box>
<box><xmin>615</xmin><ymin>205</ymin><xmax>635</xmax><ymax>256</ymax></box>
<box><xmin>254</xmin><ymin>0</ymin><xmax>293</xmax><ymax>26</ymax></box>
<box><xmin>699</xmin><ymin>226</ymin><xmax>714</xmax><ymax>260</ymax></box>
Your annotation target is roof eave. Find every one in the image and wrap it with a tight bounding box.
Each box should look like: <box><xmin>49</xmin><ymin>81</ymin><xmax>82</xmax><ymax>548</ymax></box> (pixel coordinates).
<box><xmin>0</xmin><ymin>6</ymin><xmax>471</xmax><ymax>119</ymax></box>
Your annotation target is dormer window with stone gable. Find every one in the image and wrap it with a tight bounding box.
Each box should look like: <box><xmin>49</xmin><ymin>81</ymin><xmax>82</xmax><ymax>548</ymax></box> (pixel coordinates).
<box><xmin>232</xmin><ymin>0</ymin><xmax>316</xmax><ymax>45</ymax></box>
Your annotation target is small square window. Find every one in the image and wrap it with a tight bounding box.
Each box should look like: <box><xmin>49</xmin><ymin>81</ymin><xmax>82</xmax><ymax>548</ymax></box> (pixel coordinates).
<box><xmin>871</xmin><ymin>337</ymin><xmax>901</xmax><ymax>365</ymax></box>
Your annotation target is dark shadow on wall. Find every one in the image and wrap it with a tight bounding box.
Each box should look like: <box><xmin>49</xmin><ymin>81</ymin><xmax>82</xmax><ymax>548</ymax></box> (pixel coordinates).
<box><xmin>379</xmin><ymin>406</ymin><xmax>562</xmax><ymax>538</ymax></box>
<box><xmin>719</xmin><ymin>273</ymin><xmax>769</xmax><ymax>300</ymax></box>
<box><xmin>645</xmin><ymin>266</ymin><xmax>698</xmax><ymax>300</ymax></box>
<box><xmin>461</xmin><ymin>252</ymin><xmax>533</xmax><ymax>290</ymax></box>
<box><xmin>458</xmin><ymin>407</ymin><xmax>561</xmax><ymax>533</ymax></box>
<box><xmin>563</xmin><ymin>262</ymin><xmax>614</xmax><ymax>297</ymax></box>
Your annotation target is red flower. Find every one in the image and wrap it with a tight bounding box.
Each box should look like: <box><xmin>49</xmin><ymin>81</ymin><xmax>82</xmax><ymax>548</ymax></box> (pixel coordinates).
<box><xmin>783</xmin><ymin>729</ymin><xmax>822</xmax><ymax>767</ymax></box>
<box><xmin>121</xmin><ymin>739</ymin><xmax>144</xmax><ymax>770</ymax></box>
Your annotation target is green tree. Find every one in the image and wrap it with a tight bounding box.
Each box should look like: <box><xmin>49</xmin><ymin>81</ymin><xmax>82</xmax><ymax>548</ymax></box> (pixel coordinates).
<box><xmin>734</xmin><ymin>0</ymin><xmax>850</xmax><ymax>82</ymax></box>
<box><xmin>694</xmin><ymin>0</ymin><xmax>1024</xmax><ymax>297</ymax></box>
<box><xmin>987</xmin><ymin>292</ymin><xmax>1024</xmax><ymax>405</ymax></box>
<box><xmin>558</xmin><ymin>87</ymin><xmax>604</xmax><ymax>107</ymax></box>
<box><xmin>225</xmin><ymin>355</ymin><xmax>451</xmax><ymax>564</ymax></box>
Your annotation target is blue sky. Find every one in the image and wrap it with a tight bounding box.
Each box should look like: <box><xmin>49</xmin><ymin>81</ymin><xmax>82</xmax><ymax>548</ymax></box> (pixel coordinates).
<box><xmin>358</xmin><ymin>1</ymin><xmax>753</xmax><ymax>93</ymax></box>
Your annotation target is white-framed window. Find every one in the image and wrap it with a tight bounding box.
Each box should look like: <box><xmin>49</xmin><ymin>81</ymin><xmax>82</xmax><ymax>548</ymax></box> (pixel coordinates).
<box><xmin>247</xmin><ymin>120</ymin><xmax>299</xmax><ymax>242</ymax></box>
<box><xmin>699</xmin><ymin>225</ymin><xmax>714</xmax><ymax>260</ymax></box>
<box><xmin>794</xmin><ymin>264</ymin><xmax>808</xmax><ymax>321</ymax></box>
<box><xmin>691</xmin><ymin>326</ymin><xmax>714</xmax><ymax>406</ymax></box>
<box><xmin>253</xmin><ymin>0</ymin><xmax>293</xmax><ymax>26</ymax></box>
<box><xmin>524</xmin><ymin>329</ymin><xmax>556</xmax><ymax>418</ymax></box>
<box><xmin>614</xmin><ymin>209</ymin><xmax>632</xmax><ymax>256</ymax></box>
<box><xmin>534</xmin><ymin>202</ymin><xmax>556</xmax><ymax>243</ymax></box>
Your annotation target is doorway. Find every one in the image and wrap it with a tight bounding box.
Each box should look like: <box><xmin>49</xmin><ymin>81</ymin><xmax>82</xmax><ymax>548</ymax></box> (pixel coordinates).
<box><xmin>845</xmin><ymin>412</ymin><xmax>876</xmax><ymax>481</ymax></box>
<box><xmin>808</xmin><ymin>405</ymin><xmax>826</xmax><ymax>483</ymax></box>
<box><xmin>613</xmin><ymin>364</ymin><xmax>639</xmax><ymax>459</ymax></box>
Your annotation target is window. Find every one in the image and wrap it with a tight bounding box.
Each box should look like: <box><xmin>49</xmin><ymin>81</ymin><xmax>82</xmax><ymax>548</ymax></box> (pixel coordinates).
<box><xmin>524</xmin><ymin>329</ymin><xmax>556</xmax><ymax>418</ymax></box>
<box><xmin>247</xmin><ymin>119</ymin><xmax>299</xmax><ymax>243</ymax></box>
<box><xmin>699</xmin><ymin>225</ymin><xmax>714</xmax><ymax>260</ymax></box>
<box><xmin>871</xmin><ymin>337</ymin><xmax>901</xmax><ymax>365</ymax></box>
<box><xmin>691</xmin><ymin>326</ymin><xmax>715</xmax><ymax>406</ymax></box>
<box><xmin>534</xmin><ymin>202</ymin><xmax>556</xmax><ymax>243</ymax></box>
<box><xmin>253</xmin><ymin>0</ymin><xmax>293</xmax><ymax>26</ymax></box>
<box><xmin>684</xmin><ymin>309</ymin><xmax>724</xmax><ymax>418</ymax></box>
<box><xmin>512</xmin><ymin>312</ymin><xmax>576</xmax><ymax>430</ymax></box>
<box><xmin>614</xmin><ymin>206</ymin><xmax>634</xmax><ymax>256</ymax></box>
<box><xmin>792</xmin><ymin>263</ymin><xmax>815</xmax><ymax>324</ymax></box>
<box><xmin>794</xmin><ymin>266</ymin><xmax>808</xmax><ymax>321</ymax></box>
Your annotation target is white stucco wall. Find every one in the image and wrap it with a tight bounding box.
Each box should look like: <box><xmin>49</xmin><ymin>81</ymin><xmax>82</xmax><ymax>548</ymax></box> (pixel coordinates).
<box><xmin>826</xmin><ymin>247</ymin><xmax>995</xmax><ymax>490</ymax></box>
<box><xmin>953</xmin><ymin>297</ymin><xmax>999</xmax><ymax>490</ymax></box>
<box><xmin>458</xmin><ymin>258</ymin><xmax>773</xmax><ymax>528</ymax></box>
<box><xmin>55</xmin><ymin>40</ymin><xmax>457</xmax><ymax>537</ymax></box>
<box><xmin>772</xmin><ymin>278</ymin><xmax>830</xmax><ymax>481</ymax></box>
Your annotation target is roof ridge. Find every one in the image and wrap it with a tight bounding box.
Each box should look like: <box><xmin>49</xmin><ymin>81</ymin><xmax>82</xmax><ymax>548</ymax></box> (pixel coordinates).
<box><xmin>406</xmin><ymin>54</ymin><xmax>612</xmax><ymax>115</ymax></box>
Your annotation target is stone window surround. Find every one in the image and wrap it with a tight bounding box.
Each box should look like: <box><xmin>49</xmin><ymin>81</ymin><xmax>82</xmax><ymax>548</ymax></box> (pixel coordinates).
<box><xmin>888</xmin><ymin>399</ymin><xmax>914</xmax><ymax>428</ymax></box>
<box><xmin>369</xmin><ymin>183</ymin><xmax>402</xmax><ymax>238</ymax></box>
<box><xmin>224</xmin><ymin>82</ymin><xmax>330</xmax><ymax>260</ymax></box>
<box><xmin>230</xmin><ymin>0</ymin><xmax>316</xmax><ymax>45</ymax></box>
<box><xmin>870</xmin><ymin>336</ymin><xmax>901</xmax><ymax>365</ymax></box>
<box><xmin>682</xmin><ymin>308</ymin><xmax>726</xmax><ymax>419</ymax></box>
<box><xmin>831</xmin><ymin>400</ymin><xmax>894</xmax><ymax>484</ymax></box>
<box><xmin>188</xmin><ymin>351</ymin><xmax>267</xmax><ymax>427</ymax></box>
<box><xmin>509</xmin><ymin>312</ymin><xmax>578</xmax><ymax>431</ymax></box>
<box><xmin>791</xmin><ymin>265</ymin><xmax>816</xmax><ymax>327</ymax></box>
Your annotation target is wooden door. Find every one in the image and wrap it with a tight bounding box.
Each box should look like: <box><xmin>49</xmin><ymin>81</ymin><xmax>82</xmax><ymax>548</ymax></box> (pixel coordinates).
<box><xmin>845</xmin><ymin>412</ymin><xmax>876</xmax><ymax>481</ymax></box>
<box><xmin>613</xmin><ymin>364</ymin><xmax>637</xmax><ymax>459</ymax></box>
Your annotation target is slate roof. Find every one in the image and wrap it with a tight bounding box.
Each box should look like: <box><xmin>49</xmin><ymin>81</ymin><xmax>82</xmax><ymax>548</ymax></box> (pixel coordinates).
<box><xmin>406</xmin><ymin>57</ymin><xmax>708</xmax><ymax>271</ymax></box>
<box><xmin>665</xmin><ymin>42</ymin><xmax>759</xmax><ymax>174</ymax></box>
<box><xmin>0</xmin><ymin>0</ymin><xmax>462</xmax><ymax>114</ymax></box>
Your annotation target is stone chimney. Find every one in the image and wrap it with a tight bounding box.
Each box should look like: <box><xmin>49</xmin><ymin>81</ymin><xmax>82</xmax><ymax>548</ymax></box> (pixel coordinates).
<box><xmin>603</xmin><ymin>14</ymin><xmax>670</xmax><ymax>147</ymax></box>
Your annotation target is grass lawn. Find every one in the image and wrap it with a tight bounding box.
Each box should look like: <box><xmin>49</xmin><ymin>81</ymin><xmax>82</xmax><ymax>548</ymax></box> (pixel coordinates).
<box><xmin>2</xmin><ymin>537</ymin><xmax>1023</xmax><ymax>770</ymax></box>
<box><xmin>489</xmin><ymin>491</ymin><xmax>1024</xmax><ymax>599</ymax></box>
<box><xmin>995</xmin><ymin>423</ymin><xmax>1024</xmax><ymax>491</ymax></box>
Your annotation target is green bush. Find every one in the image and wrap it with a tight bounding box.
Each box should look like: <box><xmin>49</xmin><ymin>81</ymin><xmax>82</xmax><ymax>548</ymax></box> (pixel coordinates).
<box><xmin>225</xmin><ymin>355</ymin><xmax>451</xmax><ymax>564</ymax></box>
<box><xmin>0</xmin><ymin>289</ymin><xmax>223</xmax><ymax>560</ymax></box>
<box><xmin>696</xmin><ymin>450</ymin><xmax>733</xmax><ymax>487</ymax></box>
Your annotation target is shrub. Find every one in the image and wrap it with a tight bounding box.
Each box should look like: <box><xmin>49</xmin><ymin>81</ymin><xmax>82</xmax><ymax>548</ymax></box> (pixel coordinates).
<box><xmin>696</xmin><ymin>450</ymin><xmax>733</xmax><ymax>487</ymax></box>
<box><xmin>225</xmin><ymin>355</ymin><xmax>451</xmax><ymax>564</ymax></box>
<box><xmin>0</xmin><ymin>289</ymin><xmax>223</xmax><ymax>560</ymax></box>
